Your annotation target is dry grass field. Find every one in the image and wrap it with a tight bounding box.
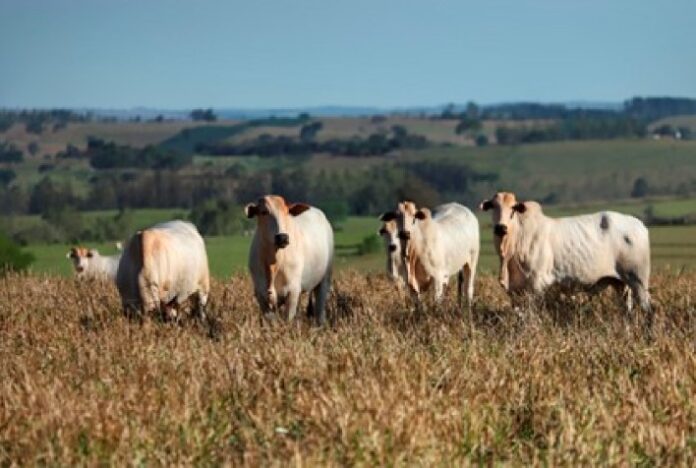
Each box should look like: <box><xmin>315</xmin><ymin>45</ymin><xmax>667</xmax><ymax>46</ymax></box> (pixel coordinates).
<box><xmin>2</xmin><ymin>270</ymin><xmax>696</xmax><ymax>465</ymax></box>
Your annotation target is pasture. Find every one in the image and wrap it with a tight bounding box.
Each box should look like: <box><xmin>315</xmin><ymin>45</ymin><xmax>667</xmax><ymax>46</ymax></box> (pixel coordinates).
<box><xmin>1</xmin><ymin>270</ymin><xmax>695</xmax><ymax>464</ymax></box>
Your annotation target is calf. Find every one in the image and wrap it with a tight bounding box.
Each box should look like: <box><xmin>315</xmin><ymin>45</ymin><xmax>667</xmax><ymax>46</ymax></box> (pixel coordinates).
<box><xmin>66</xmin><ymin>244</ymin><xmax>121</xmax><ymax>281</ymax></box>
<box><xmin>246</xmin><ymin>195</ymin><xmax>334</xmax><ymax>325</ymax></box>
<box><xmin>116</xmin><ymin>220</ymin><xmax>210</xmax><ymax>320</ymax></box>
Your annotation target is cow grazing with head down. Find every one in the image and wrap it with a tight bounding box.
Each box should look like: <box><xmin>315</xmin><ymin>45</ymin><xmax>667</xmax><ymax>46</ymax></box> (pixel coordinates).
<box><xmin>66</xmin><ymin>243</ymin><xmax>122</xmax><ymax>281</ymax></box>
<box><xmin>378</xmin><ymin>219</ymin><xmax>405</xmax><ymax>287</ymax></box>
<box><xmin>116</xmin><ymin>220</ymin><xmax>210</xmax><ymax>320</ymax></box>
<box><xmin>480</xmin><ymin>192</ymin><xmax>652</xmax><ymax>319</ymax></box>
<box><xmin>245</xmin><ymin>195</ymin><xmax>334</xmax><ymax>325</ymax></box>
<box><xmin>380</xmin><ymin>201</ymin><xmax>480</xmax><ymax>306</ymax></box>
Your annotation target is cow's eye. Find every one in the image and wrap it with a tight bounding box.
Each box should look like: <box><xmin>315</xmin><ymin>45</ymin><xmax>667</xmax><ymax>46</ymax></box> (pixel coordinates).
<box><xmin>87</xmin><ymin>252</ymin><xmax>93</xmax><ymax>258</ymax></box>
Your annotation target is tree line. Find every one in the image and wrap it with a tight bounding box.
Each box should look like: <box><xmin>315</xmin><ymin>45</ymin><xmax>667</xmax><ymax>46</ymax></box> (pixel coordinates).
<box><xmin>196</xmin><ymin>124</ymin><xmax>429</xmax><ymax>158</ymax></box>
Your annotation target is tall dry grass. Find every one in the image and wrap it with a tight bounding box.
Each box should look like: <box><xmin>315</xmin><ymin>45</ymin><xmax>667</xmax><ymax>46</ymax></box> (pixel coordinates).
<box><xmin>1</xmin><ymin>271</ymin><xmax>695</xmax><ymax>465</ymax></box>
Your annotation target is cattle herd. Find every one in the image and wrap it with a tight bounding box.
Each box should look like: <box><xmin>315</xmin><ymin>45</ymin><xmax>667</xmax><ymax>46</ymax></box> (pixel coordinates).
<box><xmin>66</xmin><ymin>191</ymin><xmax>654</xmax><ymax>327</ymax></box>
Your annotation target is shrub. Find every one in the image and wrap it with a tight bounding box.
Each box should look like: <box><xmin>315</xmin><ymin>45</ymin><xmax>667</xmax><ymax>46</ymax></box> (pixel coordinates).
<box><xmin>0</xmin><ymin>232</ymin><xmax>34</xmax><ymax>272</ymax></box>
<box><xmin>357</xmin><ymin>234</ymin><xmax>381</xmax><ymax>255</ymax></box>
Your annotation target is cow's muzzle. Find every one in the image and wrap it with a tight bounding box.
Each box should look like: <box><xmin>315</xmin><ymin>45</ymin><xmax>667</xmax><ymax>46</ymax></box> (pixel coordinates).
<box><xmin>76</xmin><ymin>266</ymin><xmax>85</xmax><ymax>273</ymax></box>
<box><xmin>398</xmin><ymin>231</ymin><xmax>410</xmax><ymax>241</ymax></box>
<box><xmin>388</xmin><ymin>244</ymin><xmax>397</xmax><ymax>252</ymax></box>
<box><xmin>494</xmin><ymin>224</ymin><xmax>508</xmax><ymax>237</ymax></box>
<box><xmin>275</xmin><ymin>233</ymin><xmax>290</xmax><ymax>249</ymax></box>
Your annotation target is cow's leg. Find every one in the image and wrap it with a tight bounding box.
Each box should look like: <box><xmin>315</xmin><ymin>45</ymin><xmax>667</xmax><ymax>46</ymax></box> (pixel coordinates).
<box><xmin>314</xmin><ymin>271</ymin><xmax>331</xmax><ymax>326</ymax></box>
<box><xmin>498</xmin><ymin>256</ymin><xmax>509</xmax><ymax>290</ymax></box>
<box><xmin>464</xmin><ymin>253</ymin><xmax>478</xmax><ymax>309</ymax></box>
<box><xmin>138</xmin><ymin>273</ymin><xmax>159</xmax><ymax>316</ymax></box>
<box><xmin>195</xmin><ymin>275</ymin><xmax>210</xmax><ymax>321</ymax></box>
<box><xmin>284</xmin><ymin>287</ymin><xmax>301</xmax><ymax>321</ymax></box>
<box><xmin>457</xmin><ymin>270</ymin><xmax>464</xmax><ymax>307</ymax></box>
<box><xmin>593</xmin><ymin>277</ymin><xmax>632</xmax><ymax>314</ymax></box>
<box><xmin>306</xmin><ymin>294</ymin><xmax>315</xmax><ymax>319</ymax></box>
<box><xmin>630</xmin><ymin>282</ymin><xmax>653</xmax><ymax>330</ymax></box>
<box><xmin>433</xmin><ymin>278</ymin><xmax>445</xmax><ymax>303</ymax></box>
<box><xmin>195</xmin><ymin>289</ymin><xmax>209</xmax><ymax>321</ymax></box>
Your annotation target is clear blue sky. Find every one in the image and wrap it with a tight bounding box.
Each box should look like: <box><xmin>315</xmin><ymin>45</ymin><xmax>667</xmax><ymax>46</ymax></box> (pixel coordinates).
<box><xmin>1</xmin><ymin>0</ymin><xmax>694</xmax><ymax>108</ymax></box>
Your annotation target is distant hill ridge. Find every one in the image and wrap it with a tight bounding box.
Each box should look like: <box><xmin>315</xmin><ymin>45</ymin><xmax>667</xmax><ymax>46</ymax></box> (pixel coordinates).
<box><xmin>3</xmin><ymin>96</ymin><xmax>696</xmax><ymax>121</ymax></box>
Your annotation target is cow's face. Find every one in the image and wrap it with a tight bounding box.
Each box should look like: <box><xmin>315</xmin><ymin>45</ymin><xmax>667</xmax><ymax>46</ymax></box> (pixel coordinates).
<box><xmin>378</xmin><ymin>220</ymin><xmax>400</xmax><ymax>255</ymax></box>
<box><xmin>66</xmin><ymin>246</ymin><xmax>96</xmax><ymax>278</ymax></box>
<box><xmin>380</xmin><ymin>201</ymin><xmax>429</xmax><ymax>259</ymax></box>
<box><xmin>245</xmin><ymin>195</ymin><xmax>311</xmax><ymax>249</ymax></box>
<box><xmin>378</xmin><ymin>219</ymin><xmax>401</xmax><ymax>278</ymax></box>
<box><xmin>479</xmin><ymin>192</ymin><xmax>523</xmax><ymax>237</ymax></box>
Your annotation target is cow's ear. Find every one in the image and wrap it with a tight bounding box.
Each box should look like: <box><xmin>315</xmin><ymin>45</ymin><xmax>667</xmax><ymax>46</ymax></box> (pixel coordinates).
<box><xmin>415</xmin><ymin>208</ymin><xmax>431</xmax><ymax>220</ymax></box>
<box><xmin>288</xmin><ymin>203</ymin><xmax>311</xmax><ymax>216</ymax></box>
<box><xmin>479</xmin><ymin>200</ymin><xmax>493</xmax><ymax>211</ymax></box>
<box><xmin>379</xmin><ymin>211</ymin><xmax>397</xmax><ymax>222</ymax></box>
<box><xmin>513</xmin><ymin>202</ymin><xmax>527</xmax><ymax>213</ymax></box>
<box><xmin>244</xmin><ymin>203</ymin><xmax>258</xmax><ymax>218</ymax></box>
<box><xmin>66</xmin><ymin>251</ymin><xmax>72</xmax><ymax>259</ymax></box>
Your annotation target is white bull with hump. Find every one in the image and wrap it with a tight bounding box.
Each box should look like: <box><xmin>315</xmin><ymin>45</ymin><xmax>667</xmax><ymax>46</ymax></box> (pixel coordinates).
<box><xmin>480</xmin><ymin>192</ymin><xmax>652</xmax><ymax>319</ymax></box>
<box><xmin>245</xmin><ymin>195</ymin><xmax>333</xmax><ymax>325</ymax></box>
<box><xmin>380</xmin><ymin>201</ymin><xmax>480</xmax><ymax>306</ymax></box>
<box><xmin>116</xmin><ymin>220</ymin><xmax>210</xmax><ymax>319</ymax></box>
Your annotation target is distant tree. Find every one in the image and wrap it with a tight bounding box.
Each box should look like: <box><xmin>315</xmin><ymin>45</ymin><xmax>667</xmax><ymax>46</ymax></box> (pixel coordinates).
<box><xmin>456</xmin><ymin>117</ymin><xmax>482</xmax><ymax>135</ymax></box>
<box><xmin>38</xmin><ymin>163</ymin><xmax>54</xmax><ymax>173</ymax></box>
<box><xmin>27</xmin><ymin>141</ymin><xmax>40</xmax><ymax>156</ymax></box>
<box><xmin>466</xmin><ymin>101</ymin><xmax>480</xmax><ymax>119</ymax></box>
<box><xmin>29</xmin><ymin>177</ymin><xmax>80</xmax><ymax>214</ymax></box>
<box><xmin>475</xmin><ymin>134</ymin><xmax>489</xmax><ymax>147</ymax></box>
<box><xmin>299</xmin><ymin>121</ymin><xmax>323</xmax><ymax>142</ymax></box>
<box><xmin>25</xmin><ymin>119</ymin><xmax>44</xmax><ymax>134</ymax></box>
<box><xmin>190</xmin><ymin>108</ymin><xmax>217</xmax><ymax>122</ymax></box>
<box><xmin>189</xmin><ymin>199</ymin><xmax>251</xmax><ymax>235</ymax></box>
<box><xmin>0</xmin><ymin>168</ymin><xmax>16</xmax><ymax>186</ymax></box>
<box><xmin>316</xmin><ymin>198</ymin><xmax>349</xmax><ymax>225</ymax></box>
<box><xmin>224</xmin><ymin>163</ymin><xmax>248</xmax><ymax>178</ymax></box>
<box><xmin>42</xmin><ymin>206</ymin><xmax>84</xmax><ymax>243</ymax></box>
<box><xmin>0</xmin><ymin>143</ymin><xmax>23</xmax><ymax>163</ymax></box>
<box><xmin>391</xmin><ymin>125</ymin><xmax>408</xmax><ymax>139</ymax></box>
<box><xmin>0</xmin><ymin>232</ymin><xmax>34</xmax><ymax>272</ymax></box>
<box><xmin>631</xmin><ymin>177</ymin><xmax>650</xmax><ymax>198</ymax></box>
<box><xmin>396</xmin><ymin>175</ymin><xmax>440</xmax><ymax>208</ymax></box>
<box><xmin>357</xmin><ymin>234</ymin><xmax>381</xmax><ymax>255</ymax></box>
<box><xmin>440</xmin><ymin>103</ymin><xmax>457</xmax><ymax>119</ymax></box>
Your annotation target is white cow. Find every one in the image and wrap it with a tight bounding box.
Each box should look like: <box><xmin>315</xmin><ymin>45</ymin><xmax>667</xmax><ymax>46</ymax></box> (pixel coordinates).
<box><xmin>378</xmin><ymin>219</ymin><xmax>405</xmax><ymax>287</ymax></box>
<box><xmin>116</xmin><ymin>220</ymin><xmax>210</xmax><ymax>320</ymax></box>
<box><xmin>380</xmin><ymin>201</ymin><xmax>480</xmax><ymax>306</ymax></box>
<box><xmin>480</xmin><ymin>192</ymin><xmax>652</xmax><ymax>318</ymax></box>
<box><xmin>66</xmin><ymin>243</ymin><xmax>122</xmax><ymax>281</ymax></box>
<box><xmin>245</xmin><ymin>195</ymin><xmax>334</xmax><ymax>325</ymax></box>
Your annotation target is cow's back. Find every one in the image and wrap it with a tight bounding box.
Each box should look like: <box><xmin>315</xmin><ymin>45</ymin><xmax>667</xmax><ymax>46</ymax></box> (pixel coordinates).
<box><xmin>117</xmin><ymin>220</ymin><xmax>208</xmax><ymax>307</ymax></box>
<box><xmin>431</xmin><ymin>203</ymin><xmax>479</xmax><ymax>274</ymax></box>
<box><xmin>294</xmin><ymin>207</ymin><xmax>334</xmax><ymax>290</ymax></box>
<box><xmin>547</xmin><ymin>211</ymin><xmax>649</xmax><ymax>284</ymax></box>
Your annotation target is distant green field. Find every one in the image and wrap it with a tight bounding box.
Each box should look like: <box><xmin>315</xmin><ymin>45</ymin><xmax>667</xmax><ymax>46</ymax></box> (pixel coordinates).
<box><xmin>405</xmin><ymin>139</ymin><xmax>696</xmax><ymax>204</ymax></box>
